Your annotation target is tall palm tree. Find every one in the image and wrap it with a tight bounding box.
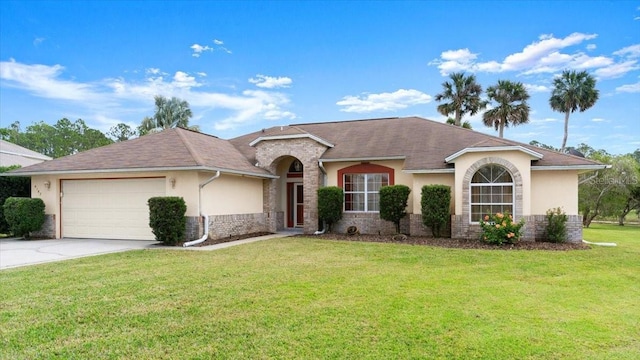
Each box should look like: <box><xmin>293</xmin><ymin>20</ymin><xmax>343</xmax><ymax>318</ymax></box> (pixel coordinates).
<box><xmin>549</xmin><ymin>70</ymin><xmax>599</xmax><ymax>152</ymax></box>
<box><xmin>434</xmin><ymin>72</ymin><xmax>487</xmax><ymax>127</ymax></box>
<box><xmin>139</xmin><ymin>95</ymin><xmax>199</xmax><ymax>135</ymax></box>
<box><xmin>482</xmin><ymin>80</ymin><xmax>530</xmax><ymax>138</ymax></box>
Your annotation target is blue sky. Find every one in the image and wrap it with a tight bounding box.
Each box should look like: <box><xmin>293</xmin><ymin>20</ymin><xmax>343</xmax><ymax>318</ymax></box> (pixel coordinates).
<box><xmin>1</xmin><ymin>1</ymin><xmax>639</xmax><ymax>154</ymax></box>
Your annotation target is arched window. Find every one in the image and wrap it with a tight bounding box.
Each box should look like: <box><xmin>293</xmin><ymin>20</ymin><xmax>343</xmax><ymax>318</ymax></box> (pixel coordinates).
<box><xmin>470</xmin><ymin>164</ymin><xmax>514</xmax><ymax>222</ymax></box>
<box><xmin>288</xmin><ymin>159</ymin><xmax>303</xmax><ymax>173</ymax></box>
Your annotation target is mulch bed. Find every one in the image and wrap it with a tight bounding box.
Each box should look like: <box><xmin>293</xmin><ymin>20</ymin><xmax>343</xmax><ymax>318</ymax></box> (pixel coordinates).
<box><xmin>302</xmin><ymin>233</ymin><xmax>591</xmax><ymax>251</ymax></box>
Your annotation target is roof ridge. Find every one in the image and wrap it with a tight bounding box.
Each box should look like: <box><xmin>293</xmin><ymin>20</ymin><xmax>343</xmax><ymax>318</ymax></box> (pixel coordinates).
<box><xmin>174</xmin><ymin>128</ymin><xmax>206</xmax><ymax>166</ymax></box>
<box><xmin>290</xmin><ymin>116</ymin><xmax>401</xmax><ymax>127</ymax></box>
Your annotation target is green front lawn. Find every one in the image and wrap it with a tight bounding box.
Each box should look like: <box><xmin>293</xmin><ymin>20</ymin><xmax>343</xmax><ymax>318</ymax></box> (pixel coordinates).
<box><xmin>1</xmin><ymin>224</ymin><xmax>639</xmax><ymax>359</ymax></box>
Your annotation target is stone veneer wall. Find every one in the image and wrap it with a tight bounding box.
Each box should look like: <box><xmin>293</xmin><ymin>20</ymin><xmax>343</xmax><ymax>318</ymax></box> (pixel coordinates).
<box><xmin>331</xmin><ymin>213</ymin><xmax>452</xmax><ymax>237</ymax></box>
<box><xmin>409</xmin><ymin>214</ymin><xmax>451</xmax><ymax>238</ymax></box>
<box><xmin>254</xmin><ymin>137</ymin><xmax>329</xmax><ymax>234</ymax></box>
<box><xmin>207</xmin><ymin>213</ymin><xmax>269</xmax><ymax>240</ymax></box>
<box><xmin>451</xmin><ymin>214</ymin><xmax>583</xmax><ymax>243</ymax></box>
<box><xmin>31</xmin><ymin>214</ymin><xmax>56</xmax><ymax>239</ymax></box>
<box><xmin>333</xmin><ymin>213</ymin><xmax>407</xmax><ymax>235</ymax></box>
<box><xmin>185</xmin><ymin>216</ymin><xmax>203</xmax><ymax>241</ymax></box>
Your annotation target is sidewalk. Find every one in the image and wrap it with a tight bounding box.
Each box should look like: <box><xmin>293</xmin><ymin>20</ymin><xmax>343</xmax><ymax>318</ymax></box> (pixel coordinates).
<box><xmin>155</xmin><ymin>230</ymin><xmax>301</xmax><ymax>251</ymax></box>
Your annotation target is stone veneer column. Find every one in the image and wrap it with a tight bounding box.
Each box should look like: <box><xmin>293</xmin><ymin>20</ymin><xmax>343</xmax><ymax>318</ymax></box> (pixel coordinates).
<box><xmin>254</xmin><ymin>138</ymin><xmax>329</xmax><ymax>234</ymax></box>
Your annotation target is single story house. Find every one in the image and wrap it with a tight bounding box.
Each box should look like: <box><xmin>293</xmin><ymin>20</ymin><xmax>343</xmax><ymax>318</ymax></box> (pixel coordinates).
<box><xmin>0</xmin><ymin>139</ymin><xmax>52</xmax><ymax>167</ymax></box>
<box><xmin>7</xmin><ymin>116</ymin><xmax>606</xmax><ymax>242</ymax></box>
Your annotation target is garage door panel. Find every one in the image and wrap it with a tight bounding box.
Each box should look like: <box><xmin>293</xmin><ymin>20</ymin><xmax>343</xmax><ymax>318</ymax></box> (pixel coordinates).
<box><xmin>62</xmin><ymin>178</ymin><xmax>165</xmax><ymax>240</ymax></box>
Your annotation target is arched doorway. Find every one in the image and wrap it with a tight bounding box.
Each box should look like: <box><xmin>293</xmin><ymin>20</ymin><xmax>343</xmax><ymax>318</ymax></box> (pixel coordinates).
<box><xmin>285</xmin><ymin>159</ymin><xmax>304</xmax><ymax>228</ymax></box>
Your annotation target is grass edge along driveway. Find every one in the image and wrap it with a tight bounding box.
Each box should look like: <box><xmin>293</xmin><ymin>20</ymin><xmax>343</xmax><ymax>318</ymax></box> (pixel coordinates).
<box><xmin>1</xmin><ymin>223</ymin><xmax>638</xmax><ymax>359</ymax></box>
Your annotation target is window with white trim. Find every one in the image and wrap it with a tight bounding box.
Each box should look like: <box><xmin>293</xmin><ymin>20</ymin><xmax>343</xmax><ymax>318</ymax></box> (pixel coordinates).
<box><xmin>470</xmin><ymin>164</ymin><xmax>514</xmax><ymax>222</ymax></box>
<box><xmin>344</xmin><ymin>173</ymin><xmax>389</xmax><ymax>212</ymax></box>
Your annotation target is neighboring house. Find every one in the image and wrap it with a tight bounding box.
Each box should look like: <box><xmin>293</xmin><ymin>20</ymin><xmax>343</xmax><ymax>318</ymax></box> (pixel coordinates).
<box><xmin>7</xmin><ymin>117</ymin><xmax>606</xmax><ymax>242</ymax></box>
<box><xmin>0</xmin><ymin>139</ymin><xmax>52</xmax><ymax>167</ymax></box>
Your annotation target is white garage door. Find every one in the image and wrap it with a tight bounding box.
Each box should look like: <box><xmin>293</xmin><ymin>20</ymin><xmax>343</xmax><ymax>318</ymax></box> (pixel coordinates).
<box><xmin>62</xmin><ymin>178</ymin><xmax>165</xmax><ymax>240</ymax></box>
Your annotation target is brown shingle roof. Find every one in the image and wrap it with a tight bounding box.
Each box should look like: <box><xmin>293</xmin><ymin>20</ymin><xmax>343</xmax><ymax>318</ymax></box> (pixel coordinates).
<box><xmin>10</xmin><ymin>117</ymin><xmax>604</xmax><ymax>177</ymax></box>
<box><xmin>10</xmin><ymin>128</ymin><xmax>274</xmax><ymax>177</ymax></box>
<box><xmin>230</xmin><ymin>116</ymin><xmax>604</xmax><ymax>170</ymax></box>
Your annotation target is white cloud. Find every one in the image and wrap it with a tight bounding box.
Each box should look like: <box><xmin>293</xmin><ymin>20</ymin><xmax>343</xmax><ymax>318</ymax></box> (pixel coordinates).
<box><xmin>594</xmin><ymin>60</ymin><xmax>640</xmax><ymax>79</ymax></box>
<box><xmin>502</xmin><ymin>32</ymin><xmax>598</xmax><ymax>71</ymax></box>
<box><xmin>524</xmin><ymin>83</ymin><xmax>550</xmax><ymax>93</ymax></box>
<box><xmin>429</xmin><ymin>48</ymin><xmax>479</xmax><ymax>75</ymax></box>
<box><xmin>33</xmin><ymin>37</ymin><xmax>45</xmax><ymax>46</ymax></box>
<box><xmin>173</xmin><ymin>71</ymin><xmax>201</xmax><ymax>88</ymax></box>
<box><xmin>616</xmin><ymin>81</ymin><xmax>640</xmax><ymax>93</ymax></box>
<box><xmin>613</xmin><ymin>44</ymin><xmax>640</xmax><ymax>58</ymax></box>
<box><xmin>0</xmin><ymin>60</ymin><xmax>100</xmax><ymax>101</ymax></box>
<box><xmin>429</xmin><ymin>33</ymin><xmax>638</xmax><ymax>77</ymax></box>
<box><xmin>190</xmin><ymin>43</ymin><xmax>213</xmax><ymax>57</ymax></box>
<box><xmin>249</xmin><ymin>74</ymin><xmax>293</xmax><ymax>89</ymax></box>
<box><xmin>191</xmin><ymin>39</ymin><xmax>232</xmax><ymax>56</ymax></box>
<box><xmin>336</xmin><ymin>89</ymin><xmax>432</xmax><ymax>113</ymax></box>
<box><xmin>0</xmin><ymin>59</ymin><xmax>296</xmax><ymax>132</ymax></box>
<box><xmin>591</xmin><ymin>118</ymin><xmax>607</xmax><ymax>122</ymax></box>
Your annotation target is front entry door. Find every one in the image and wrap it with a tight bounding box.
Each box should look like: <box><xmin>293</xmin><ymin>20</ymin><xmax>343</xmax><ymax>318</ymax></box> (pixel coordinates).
<box><xmin>294</xmin><ymin>183</ymin><xmax>304</xmax><ymax>227</ymax></box>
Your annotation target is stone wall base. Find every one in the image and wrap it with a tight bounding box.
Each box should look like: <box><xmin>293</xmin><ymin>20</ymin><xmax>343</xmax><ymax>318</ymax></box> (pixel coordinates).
<box><xmin>451</xmin><ymin>214</ymin><xmax>583</xmax><ymax>243</ymax></box>
<box><xmin>208</xmin><ymin>213</ymin><xmax>270</xmax><ymax>240</ymax></box>
<box><xmin>31</xmin><ymin>214</ymin><xmax>56</xmax><ymax>239</ymax></box>
<box><xmin>185</xmin><ymin>216</ymin><xmax>203</xmax><ymax>241</ymax></box>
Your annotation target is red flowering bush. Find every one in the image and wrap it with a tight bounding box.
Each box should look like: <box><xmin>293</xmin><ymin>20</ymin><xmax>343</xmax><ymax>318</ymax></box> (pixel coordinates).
<box><xmin>479</xmin><ymin>212</ymin><xmax>525</xmax><ymax>245</ymax></box>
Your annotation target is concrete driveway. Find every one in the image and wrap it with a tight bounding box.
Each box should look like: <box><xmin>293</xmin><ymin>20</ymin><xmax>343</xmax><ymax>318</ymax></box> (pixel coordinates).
<box><xmin>0</xmin><ymin>238</ymin><xmax>158</xmax><ymax>270</ymax></box>
<box><xmin>0</xmin><ymin>232</ymin><xmax>296</xmax><ymax>270</ymax></box>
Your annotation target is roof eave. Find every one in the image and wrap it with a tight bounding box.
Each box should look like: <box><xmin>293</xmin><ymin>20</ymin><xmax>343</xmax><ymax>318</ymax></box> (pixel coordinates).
<box><xmin>319</xmin><ymin>156</ymin><xmax>406</xmax><ymax>163</ymax></box>
<box><xmin>531</xmin><ymin>164</ymin><xmax>611</xmax><ymax>171</ymax></box>
<box><xmin>445</xmin><ymin>146</ymin><xmax>544</xmax><ymax>163</ymax></box>
<box><xmin>249</xmin><ymin>133</ymin><xmax>335</xmax><ymax>148</ymax></box>
<box><xmin>402</xmin><ymin>168</ymin><xmax>455</xmax><ymax>174</ymax></box>
<box><xmin>2</xmin><ymin>165</ymin><xmax>279</xmax><ymax>179</ymax></box>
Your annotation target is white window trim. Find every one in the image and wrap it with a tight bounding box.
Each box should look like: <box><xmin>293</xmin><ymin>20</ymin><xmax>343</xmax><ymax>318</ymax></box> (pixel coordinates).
<box><xmin>343</xmin><ymin>173</ymin><xmax>388</xmax><ymax>213</ymax></box>
<box><xmin>469</xmin><ymin>167</ymin><xmax>515</xmax><ymax>224</ymax></box>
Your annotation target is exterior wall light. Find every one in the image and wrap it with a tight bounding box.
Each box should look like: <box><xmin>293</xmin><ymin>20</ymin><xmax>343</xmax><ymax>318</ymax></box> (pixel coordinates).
<box><xmin>169</xmin><ymin>177</ymin><xmax>176</xmax><ymax>188</ymax></box>
<box><xmin>44</xmin><ymin>180</ymin><xmax>51</xmax><ymax>189</ymax></box>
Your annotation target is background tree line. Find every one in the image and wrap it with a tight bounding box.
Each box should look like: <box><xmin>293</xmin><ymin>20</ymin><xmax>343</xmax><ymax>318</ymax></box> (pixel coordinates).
<box><xmin>0</xmin><ymin>95</ymin><xmax>197</xmax><ymax>159</ymax></box>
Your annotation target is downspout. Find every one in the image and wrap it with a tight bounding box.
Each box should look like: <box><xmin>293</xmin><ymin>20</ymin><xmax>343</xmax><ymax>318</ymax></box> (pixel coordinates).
<box><xmin>183</xmin><ymin>171</ymin><xmax>221</xmax><ymax>247</ymax></box>
<box><xmin>314</xmin><ymin>161</ymin><xmax>328</xmax><ymax>235</ymax></box>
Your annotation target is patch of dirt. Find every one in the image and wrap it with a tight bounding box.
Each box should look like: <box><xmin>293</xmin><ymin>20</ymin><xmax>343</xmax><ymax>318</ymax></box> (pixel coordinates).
<box><xmin>176</xmin><ymin>232</ymin><xmax>273</xmax><ymax>247</ymax></box>
<box><xmin>304</xmin><ymin>233</ymin><xmax>590</xmax><ymax>251</ymax></box>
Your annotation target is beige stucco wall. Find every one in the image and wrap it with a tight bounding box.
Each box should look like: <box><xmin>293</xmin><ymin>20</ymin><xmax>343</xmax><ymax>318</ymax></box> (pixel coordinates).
<box><xmin>452</xmin><ymin>151</ymin><xmax>533</xmax><ymax>216</ymax></box>
<box><xmin>530</xmin><ymin>170</ymin><xmax>579</xmax><ymax>215</ymax></box>
<box><xmin>410</xmin><ymin>173</ymin><xmax>455</xmax><ymax>214</ymax></box>
<box><xmin>29</xmin><ymin>170</ymin><xmax>262</xmax><ymax>238</ymax></box>
<box><xmin>200</xmin><ymin>173</ymin><xmax>263</xmax><ymax>215</ymax></box>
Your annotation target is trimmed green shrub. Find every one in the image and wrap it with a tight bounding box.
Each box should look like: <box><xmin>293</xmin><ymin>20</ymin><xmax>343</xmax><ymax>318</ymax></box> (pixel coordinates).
<box><xmin>421</xmin><ymin>185</ymin><xmax>451</xmax><ymax>238</ymax></box>
<box><xmin>545</xmin><ymin>207</ymin><xmax>568</xmax><ymax>243</ymax></box>
<box><xmin>480</xmin><ymin>211</ymin><xmax>525</xmax><ymax>245</ymax></box>
<box><xmin>148</xmin><ymin>197</ymin><xmax>187</xmax><ymax>245</ymax></box>
<box><xmin>0</xmin><ymin>166</ymin><xmax>31</xmax><ymax>234</ymax></box>
<box><xmin>3</xmin><ymin>197</ymin><xmax>45</xmax><ymax>238</ymax></box>
<box><xmin>379</xmin><ymin>185</ymin><xmax>411</xmax><ymax>234</ymax></box>
<box><xmin>317</xmin><ymin>186</ymin><xmax>343</xmax><ymax>232</ymax></box>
